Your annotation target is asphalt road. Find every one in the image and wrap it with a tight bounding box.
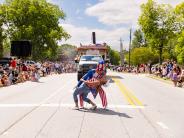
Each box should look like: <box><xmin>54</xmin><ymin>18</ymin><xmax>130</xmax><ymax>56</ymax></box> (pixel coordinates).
<box><xmin>0</xmin><ymin>71</ymin><xmax>184</xmax><ymax>138</ymax></box>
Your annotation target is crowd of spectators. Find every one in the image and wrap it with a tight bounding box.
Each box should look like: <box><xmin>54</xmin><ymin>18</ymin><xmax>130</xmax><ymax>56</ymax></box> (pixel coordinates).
<box><xmin>1</xmin><ymin>58</ymin><xmax>183</xmax><ymax>88</ymax></box>
<box><xmin>151</xmin><ymin>61</ymin><xmax>184</xmax><ymax>87</ymax></box>
<box><xmin>110</xmin><ymin>61</ymin><xmax>184</xmax><ymax>87</ymax></box>
<box><xmin>110</xmin><ymin>64</ymin><xmax>149</xmax><ymax>74</ymax></box>
<box><xmin>0</xmin><ymin>58</ymin><xmax>77</xmax><ymax>87</ymax></box>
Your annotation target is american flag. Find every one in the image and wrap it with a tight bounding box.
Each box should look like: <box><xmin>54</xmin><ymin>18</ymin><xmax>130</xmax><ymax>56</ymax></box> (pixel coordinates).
<box><xmin>79</xmin><ymin>95</ymin><xmax>84</xmax><ymax>107</ymax></box>
<box><xmin>98</xmin><ymin>87</ymin><xmax>107</xmax><ymax>108</ymax></box>
<box><xmin>79</xmin><ymin>87</ymin><xmax>107</xmax><ymax>108</ymax></box>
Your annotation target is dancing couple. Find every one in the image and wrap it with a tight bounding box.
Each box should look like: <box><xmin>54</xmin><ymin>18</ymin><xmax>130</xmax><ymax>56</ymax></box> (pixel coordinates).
<box><xmin>73</xmin><ymin>61</ymin><xmax>108</xmax><ymax>110</ymax></box>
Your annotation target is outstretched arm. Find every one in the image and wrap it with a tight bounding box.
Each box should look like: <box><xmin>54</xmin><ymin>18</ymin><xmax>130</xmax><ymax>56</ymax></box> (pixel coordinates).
<box><xmin>77</xmin><ymin>70</ymin><xmax>94</xmax><ymax>87</ymax></box>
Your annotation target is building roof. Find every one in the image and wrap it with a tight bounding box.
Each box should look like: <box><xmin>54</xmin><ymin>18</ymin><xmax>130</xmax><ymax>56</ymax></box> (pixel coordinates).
<box><xmin>77</xmin><ymin>43</ymin><xmax>108</xmax><ymax>51</ymax></box>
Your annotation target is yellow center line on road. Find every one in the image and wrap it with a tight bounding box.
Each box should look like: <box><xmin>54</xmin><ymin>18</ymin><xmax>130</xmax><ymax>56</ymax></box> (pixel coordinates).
<box><xmin>113</xmin><ymin>78</ymin><xmax>135</xmax><ymax>106</ymax></box>
<box><xmin>113</xmin><ymin>78</ymin><xmax>144</xmax><ymax>107</ymax></box>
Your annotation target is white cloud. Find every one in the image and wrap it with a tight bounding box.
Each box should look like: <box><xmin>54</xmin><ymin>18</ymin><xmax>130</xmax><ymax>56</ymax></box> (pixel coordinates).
<box><xmin>86</xmin><ymin>0</ymin><xmax>139</xmax><ymax>26</ymax></box>
<box><xmin>85</xmin><ymin>0</ymin><xmax>183</xmax><ymax>27</ymax></box>
<box><xmin>60</xmin><ymin>23</ymin><xmax>130</xmax><ymax>51</ymax></box>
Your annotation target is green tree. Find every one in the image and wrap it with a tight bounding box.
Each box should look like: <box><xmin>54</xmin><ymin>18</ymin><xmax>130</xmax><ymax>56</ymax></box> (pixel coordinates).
<box><xmin>166</xmin><ymin>38</ymin><xmax>177</xmax><ymax>60</ymax></box>
<box><xmin>0</xmin><ymin>24</ymin><xmax>4</xmax><ymax>58</ymax></box>
<box><xmin>107</xmin><ymin>46</ymin><xmax>120</xmax><ymax>65</ymax></box>
<box><xmin>175</xmin><ymin>31</ymin><xmax>184</xmax><ymax>64</ymax></box>
<box><xmin>125</xmin><ymin>47</ymin><xmax>157</xmax><ymax>65</ymax></box>
<box><xmin>3</xmin><ymin>38</ymin><xmax>11</xmax><ymax>57</ymax></box>
<box><xmin>0</xmin><ymin>5</ymin><xmax>6</xmax><ymax>58</ymax></box>
<box><xmin>174</xmin><ymin>2</ymin><xmax>184</xmax><ymax>32</ymax></box>
<box><xmin>175</xmin><ymin>2</ymin><xmax>184</xmax><ymax>64</ymax></box>
<box><xmin>139</xmin><ymin>0</ymin><xmax>175</xmax><ymax>64</ymax></box>
<box><xmin>0</xmin><ymin>0</ymin><xmax>70</xmax><ymax>60</ymax></box>
<box><xmin>132</xmin><ymin>29</ymin><xmax>146</xmax><ymax>48</ymax></box>
<box><xmin>57</xmin><ymin>44</ymin><xmax>77</xmax><ymax>61</ymax></box>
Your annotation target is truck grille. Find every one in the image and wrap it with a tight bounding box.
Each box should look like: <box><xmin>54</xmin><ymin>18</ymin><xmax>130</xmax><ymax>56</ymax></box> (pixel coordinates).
<box><xmin>83</xmin><ymin>64</ymin><xmax>97</xmax><ymax>71</ymax></box>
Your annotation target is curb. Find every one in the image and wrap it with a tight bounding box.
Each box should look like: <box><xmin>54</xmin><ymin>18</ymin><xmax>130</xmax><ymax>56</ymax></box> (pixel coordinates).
<box><xmin>147</xmin><ymin>75</ymin><xmax>173</xmax><ymax>85</ymax></box>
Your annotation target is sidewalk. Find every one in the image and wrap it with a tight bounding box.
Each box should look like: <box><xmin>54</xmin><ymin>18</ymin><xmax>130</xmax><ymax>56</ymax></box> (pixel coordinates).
<box><xmin>147</xmin><ymin>74</ymin><xmax>184</xmax><ymax>88</ymax></box>
<box><xmin>147</xmin><ymin>75</ymin><xmax>172</xmax><ymax>84</ymax></box>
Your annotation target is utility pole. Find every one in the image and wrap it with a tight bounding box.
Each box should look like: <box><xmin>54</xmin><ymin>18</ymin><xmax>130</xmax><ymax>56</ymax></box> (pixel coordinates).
<box><xmin>120</xmin><ymin>38</ymin><xmax>124</xmax><ymax>66</ymax></box>
<box><xmin>129</xmin><ymin>28</ymin><xmax>132</xmax><ymax>68</ymax></box>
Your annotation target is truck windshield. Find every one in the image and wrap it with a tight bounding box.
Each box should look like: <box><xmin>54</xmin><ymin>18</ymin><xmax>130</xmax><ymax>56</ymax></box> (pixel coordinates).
<box><xmin>80</xmin><ymin>56</ymin><xmax>102</xmax><ymax>61</ymax></box>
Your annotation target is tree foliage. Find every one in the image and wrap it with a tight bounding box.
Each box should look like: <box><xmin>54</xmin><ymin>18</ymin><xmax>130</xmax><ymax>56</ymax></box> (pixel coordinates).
<box><xmin>175</xmin><ymin>30</ymin><xmax>184</xmax><ymax>64</ymax></box>
<box><xmin>3</xmin><ymin>38</ymin><xmax>11</xmax><ymax>57</ymax></box>
<box><xmin>139</xmin><ymin>0</ymin><xmax>175</xmax><ymax>64</ymax></box>
<box><xmin>107</xmin><ymin>46</ymin><xmax>120</xmax><ymax>65</ymax></box>
<box><xmin>175</xmin><ymin>2</ymin><xmax>184</xmax><ymax>64</ymax></box>
<box><xmin>125</xmin><ymin>47</ymin><xmax>157</xmax><ymax>65</ymax></box>
<box><xmin>57</xmin><ymin>44</ymin><xmax>77</xmax><ymax>61</ymax></box>
<box><xmin>174</xmin><ymin>2</ymin><xmax>184</xmax><ymax>32</ymax></box>
<box><xmin>132</xmin><ymin>29</ymin><xmax>146</xmax><ymax>48</ymax></box>
<box><xmin>0</xmin><ymin>25</ymin><xmax>4</xmax><ymax>58</ymax></box>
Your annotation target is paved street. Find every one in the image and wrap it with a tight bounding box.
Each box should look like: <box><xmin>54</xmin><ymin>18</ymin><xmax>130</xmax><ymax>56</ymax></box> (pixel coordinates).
<box><xmin>0</xmin><ymin>71</ymin><xmax>184</xmax><ymax>138</ymax></box>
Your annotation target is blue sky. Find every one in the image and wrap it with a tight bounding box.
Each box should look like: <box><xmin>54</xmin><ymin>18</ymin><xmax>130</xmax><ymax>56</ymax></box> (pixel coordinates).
<box><xmin>58</xmin><ymin>0</ymin><xmax>105</xmax><ymax>29</ymax></box>
<box><xmin>0</xmin><ymin>0</ymin><xmax>183</xmax><ymax>50</ymax></box>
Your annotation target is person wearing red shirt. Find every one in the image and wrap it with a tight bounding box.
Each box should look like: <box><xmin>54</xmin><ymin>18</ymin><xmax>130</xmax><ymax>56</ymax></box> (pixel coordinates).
<box><xmin>11</xmin><ymin>58</ymin><xmax>17</xmax><ymax>69</ymax></box>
